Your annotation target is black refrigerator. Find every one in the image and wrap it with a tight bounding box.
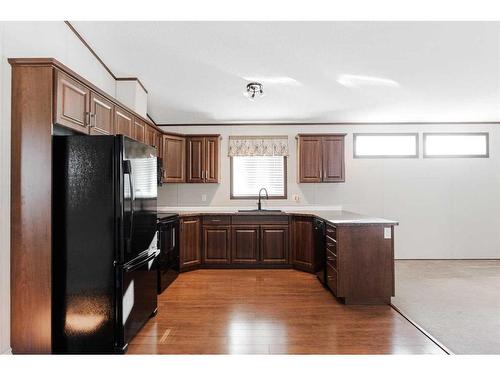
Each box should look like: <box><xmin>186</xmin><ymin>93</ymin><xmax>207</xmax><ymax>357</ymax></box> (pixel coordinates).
<box><xmin>52</xmin><ymin>135</ymin><xmax>159</xmax><ymax>354</ymax></box>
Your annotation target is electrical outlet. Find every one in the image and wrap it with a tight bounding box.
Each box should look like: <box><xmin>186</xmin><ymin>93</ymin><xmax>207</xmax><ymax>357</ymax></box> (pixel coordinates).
<box><xmin>293</xmin><ymin>194</ymin><xmax>300</xmax><ymax>203</ymax></box>
<box><xmin>201</xmin><ymin>194</ymin><xmax>207</xmax><ymax>202</ymax></box>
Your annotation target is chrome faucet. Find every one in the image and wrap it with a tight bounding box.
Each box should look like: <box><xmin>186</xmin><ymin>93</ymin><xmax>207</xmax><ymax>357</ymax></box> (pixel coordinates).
<box><xmin>257</xmin><ymin>188</ymin><xmax>269</xmax><ymax>211</ymax></box>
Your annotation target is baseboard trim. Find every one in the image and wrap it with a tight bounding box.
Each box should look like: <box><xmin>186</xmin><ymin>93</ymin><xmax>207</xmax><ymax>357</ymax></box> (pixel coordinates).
<box><xmin>1</xmin><ymin>347</ymin><xmax>12</xmax><ymax>355</ymax></box>
<box><xmin>390</xmin><ymin>303</ymin><xmax>453</xmax><ymax>355</ymax></box>
<box><xmin>395</xmin><ymin>258</ymin><xmax>500</xmax><ymax>261</ymax></box>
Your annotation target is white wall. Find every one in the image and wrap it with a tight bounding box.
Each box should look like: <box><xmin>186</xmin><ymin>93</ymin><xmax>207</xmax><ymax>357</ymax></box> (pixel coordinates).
<box><xmin>116</xmin><ymin>80</ymin><xmax>148</xmax><ymax>118</ymax></box>
<box><xmin>0</xmin><ymin>21</ymin><xmax>117</xmax><ymax>355</ymax></box>
<box><xmin>158</xmin><ymin>123</ymin><xmax>500</xmax><ymax>260</ymax></box>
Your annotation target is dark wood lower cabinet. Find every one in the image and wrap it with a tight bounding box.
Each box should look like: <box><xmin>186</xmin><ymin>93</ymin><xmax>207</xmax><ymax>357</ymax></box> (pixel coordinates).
<box><xmin>231</xmin><ymin>226</ymin><xmax>260</xmax><ymax>264</ymax></box>
<box><xmin>321</xmin><ymin>223</ymin><xmax>394</xmax><ymax>305</ymax></box>
<box><xmin>203</xmin><ymin>226</ymin><xmax>231</xmax><ymax>264</ymax></box>
<box><xmin>291</xmin><ymin>216</ymin><xmax>315</xmax><ymax>272</ymax></box>
<box><xmin>260</xmin><ymin>225</ymin><xmax>289</xmax><ymax>264</ymax></box>
<box><xmin>178</xmin><ymin>214</ymin><xmax>395</xmax><ymax>306</ymax></box>
<box><xmin>180</xmin><ymin>217</ymin><xmax>201</xmax><ymax>270</ymax></box>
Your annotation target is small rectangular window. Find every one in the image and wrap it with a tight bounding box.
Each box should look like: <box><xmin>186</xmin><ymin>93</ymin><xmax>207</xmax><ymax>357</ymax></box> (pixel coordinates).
<box><xmin>353</xmin><ymin>133</ymin><xmax>418</xmax><ymax>158</ymax></box>
<box><xmin>423</xmin><ymin>133</ymin><xmax>489</xmax><ymax>158</ymax></box>
<box><xmin>231</xmin><ymin>156</ymin><xmax>287</xmax><ymax>199</ymax></box>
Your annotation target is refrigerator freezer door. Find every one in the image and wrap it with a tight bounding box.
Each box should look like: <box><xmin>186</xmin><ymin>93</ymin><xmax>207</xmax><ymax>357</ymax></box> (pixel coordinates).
<box><xmin>119</xmin><ymin>251</ymin><xmax>159</xmax><ymax>348</ymax></box>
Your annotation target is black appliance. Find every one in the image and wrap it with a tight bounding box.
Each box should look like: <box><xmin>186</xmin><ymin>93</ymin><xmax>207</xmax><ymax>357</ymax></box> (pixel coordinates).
<box><xmin>157</xmin><ymin>213</ymin><xmax>180</xmax><ymax>293</ymax></box>
<box><xmin>314</xmin><ymin>218</ymin><xmax>326</xmax><ymax>285</ymax></box>
<box><xmin>52</xmin><ymin>135</ymin><xmax>159</xmax><ymax>354</ymax></box>
<box><xmin>157</xmin><ymin>157</ymin><xmax>164</xmax><ymax>186</ymax></box>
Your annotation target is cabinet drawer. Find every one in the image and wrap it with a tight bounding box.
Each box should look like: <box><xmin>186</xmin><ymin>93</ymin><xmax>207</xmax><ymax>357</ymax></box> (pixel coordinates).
<box><xmin>202</xmin><ymin>215</ymin><xmax>231</xmax><ymax>225</ymax></box>
<box><xmin>326</xmin><ymin>263</ymin><xmax>338</xmax><ymax>295</ymax></box>
<box><xmin>326</xmin><ymin>224</ymin><xmax>336</xmax><ymax>239</ymax></box>
<box><xmin>326</xmin><ymin>250</ymin><xmax>337</xmax><ymax>270</ymax></box>
<box><xmin>232</xmin><ymin>215</ymin><xmax>289</xmax><ymax>225</ymax></box>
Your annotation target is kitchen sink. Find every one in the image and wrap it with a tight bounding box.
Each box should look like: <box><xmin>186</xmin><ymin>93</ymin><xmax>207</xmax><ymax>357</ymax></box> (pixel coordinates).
<box><xmin>238</xmin><ymin>209</ymin><xmax>283</xmax><ymax>213</ymax></box>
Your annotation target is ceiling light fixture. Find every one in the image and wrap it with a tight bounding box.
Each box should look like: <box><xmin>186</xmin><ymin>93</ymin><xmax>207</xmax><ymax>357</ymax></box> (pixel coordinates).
<box><xmin>245</xmin><ymin>82</ymin><xmax>264</xmax><ymax>100</ymax></box>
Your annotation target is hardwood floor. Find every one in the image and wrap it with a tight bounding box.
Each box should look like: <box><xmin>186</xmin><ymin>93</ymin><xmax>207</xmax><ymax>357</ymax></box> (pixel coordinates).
<box><xmin>128</xmin><ymin>269</ymin><xmax>445</xmax><ymax>354</ymax></box>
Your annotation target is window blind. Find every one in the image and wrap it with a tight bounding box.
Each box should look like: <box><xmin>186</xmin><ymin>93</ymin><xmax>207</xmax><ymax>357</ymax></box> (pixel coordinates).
<box><xmin>124</xmin><ymin>157</ymin><xmax>157</xmax><ymax>199</ymax></box>
<box><xmin>231</xmin><ymin>156</ymin><xmax>285</xmax><ymax>198</ymax></box>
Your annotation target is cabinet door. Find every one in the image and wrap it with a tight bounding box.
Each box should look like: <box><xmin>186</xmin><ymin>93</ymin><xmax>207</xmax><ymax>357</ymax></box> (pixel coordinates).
<box><xmin>186</xmin><ymin>137</ymin><xmax>205</xmax><ymax>183</ymax></box>
<box><xmin>134</xmin><ymin>117</ymin><xmax>146</xmax><ymax>143</ymax></box>
<box><xmin>114</xmin><ymin>107</ymin><xmax>133</xmax><ymax>138</ymax></box>
<box><xmin>298</xmin><ymin>136</ymin><xmax>322</xmax><ymax>183</ymax></box>
<box><xmin>180</xmin><ymin>217</ymin><xmax>201</xmax><ymax>270</ymax></box>
<box><xmin>146</xmin><ymin>126</ymin><xmax>157</xmax><ymax>148</ymax></box>
<box><xmin>155</xmin><ymin>132</ymin><xmax>162</xmax><ymax>153</ymax></box>
<box><xmin>231</xmin><ymin>226</ymin><xmax>259</xmax><ymax>264</ymax></box>
<box><xmin>322</xmin><ymin>136</ymin><xmax>345</xmax><ymax>182</ymax></box>
<box><xmin>291</xmin><ymin>216</ymin><xmax>315</xmax><ymax>272</ymax></box>
<box><xmin>203</xmin><ymin>226</ymin><xmax>231</xmax><ymax>264</ymax></box>
<box><xmin>89</xmin><ymin>92</ymin><xmax>114</xmax><ymax>135</ymax></box>
<box><xmin>204</xmin><ymin>137</ymin><xmax>219</xmax><ymax>183</ymax></box>
<box><xmin>163</xmin><ymin>135</ymin><xmax>186</xmax><ymax>183</ymax></box>
<box><xmin>55</xmin><ymin>71</ymin><xmax>90</xmax><ymax>133</ymax></box>
<box><xmin>260</xmin><ymin>225</ymin><xmax>289</xmax><ymax>264</ymax></box>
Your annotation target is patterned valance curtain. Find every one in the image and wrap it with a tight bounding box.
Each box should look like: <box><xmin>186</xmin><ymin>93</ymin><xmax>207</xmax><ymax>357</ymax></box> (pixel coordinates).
<box><xmin>228</xmin><ymin>136</ymin><xmax>289</xmax><ymax>157</ymax></box>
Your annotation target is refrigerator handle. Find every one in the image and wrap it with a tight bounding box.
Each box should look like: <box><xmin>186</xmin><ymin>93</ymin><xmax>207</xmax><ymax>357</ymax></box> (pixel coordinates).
<box><xmin>123</xmin><ymin>160</ymin><xmax>135</xmax><ymax>239</ymax></box>
<box><xmin>123</xmin><ymin>250</ymin><xmax>160</xmax><ymax>273</ymax></box>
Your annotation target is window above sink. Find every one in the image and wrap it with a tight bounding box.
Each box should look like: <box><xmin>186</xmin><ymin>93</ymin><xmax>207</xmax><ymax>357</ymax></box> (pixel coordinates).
<box><xmin>228</xmin><ymin>135</ymin><xmax>289</xmax><ymax>200</ymax></box>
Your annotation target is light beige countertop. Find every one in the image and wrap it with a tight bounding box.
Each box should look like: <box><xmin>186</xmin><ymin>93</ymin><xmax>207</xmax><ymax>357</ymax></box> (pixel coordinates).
<box><xmin>157</xmin><ymin>207</ymin><xmax>398</xmax><ymax>226</ymax></box>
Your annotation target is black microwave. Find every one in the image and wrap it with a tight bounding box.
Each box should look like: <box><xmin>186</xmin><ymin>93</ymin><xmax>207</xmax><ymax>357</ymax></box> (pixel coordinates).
<box><xmin>157</xmin><ymin>157</ymin><xmax>164</xmax><ymax>186</ymax></box>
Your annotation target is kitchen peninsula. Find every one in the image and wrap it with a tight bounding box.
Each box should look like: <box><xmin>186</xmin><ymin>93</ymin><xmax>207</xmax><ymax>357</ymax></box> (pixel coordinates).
<box><xmin>158</xmin><ymin>208</ymin><xmax>398</xmax><ymax>305</ymax></box>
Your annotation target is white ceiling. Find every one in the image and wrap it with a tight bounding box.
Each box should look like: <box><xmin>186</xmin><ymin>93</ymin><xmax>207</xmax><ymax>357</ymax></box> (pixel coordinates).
<box><xmin>72</xmin><ymin>21</ymin><xmax>500</xmax><ymax>124</ymax></box>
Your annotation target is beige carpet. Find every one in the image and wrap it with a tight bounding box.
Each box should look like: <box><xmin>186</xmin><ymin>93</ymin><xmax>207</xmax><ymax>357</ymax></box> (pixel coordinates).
<box><xmin>392</xmin><ymin>260</ymin><xmax>500</xmax><ymax>354</ymax></box>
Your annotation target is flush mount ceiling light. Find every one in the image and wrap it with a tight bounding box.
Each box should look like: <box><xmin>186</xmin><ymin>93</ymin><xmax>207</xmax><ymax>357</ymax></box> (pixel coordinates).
<box><xmin>245</xmin><ymin>82</ymin><xmax>264</xmax><ymax>100</ymax></box>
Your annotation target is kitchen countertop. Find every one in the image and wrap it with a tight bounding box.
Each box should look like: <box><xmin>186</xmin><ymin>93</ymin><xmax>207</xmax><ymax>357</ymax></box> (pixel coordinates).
<box><xmin>157</xmin><ymin>207</ymin><xmax>398</xmax><ymax>226</ymax></box>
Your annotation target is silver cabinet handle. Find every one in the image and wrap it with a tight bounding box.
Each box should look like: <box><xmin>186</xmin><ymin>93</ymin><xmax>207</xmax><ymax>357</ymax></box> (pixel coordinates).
<box><xmin>89</xmin><ymin>113</ymin><xmax>96</xmax><ymax>128</ymax></box>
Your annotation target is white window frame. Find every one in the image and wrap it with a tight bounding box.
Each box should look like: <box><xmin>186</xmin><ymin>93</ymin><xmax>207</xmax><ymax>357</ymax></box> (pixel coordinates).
<box><xmin>230</xmin><ymin>156</ymin><xmax>287</xmax><ymax>199</ymax></box>
<box><xmin>423</xmin><ymin>132</ymin><xmax>489</xmax><ymax>158</ymax></box>
<box><xmin>353</xmin><ymin>133</ymin><xmax>419</xmax><ymax>158</ymax></box>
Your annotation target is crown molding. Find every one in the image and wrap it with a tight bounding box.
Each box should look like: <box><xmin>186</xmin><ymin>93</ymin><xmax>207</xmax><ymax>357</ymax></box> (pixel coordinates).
<box><xmin>64</xmin><ymin>21</ymin><xmax>149</xmax><ymax>94</ymax></box>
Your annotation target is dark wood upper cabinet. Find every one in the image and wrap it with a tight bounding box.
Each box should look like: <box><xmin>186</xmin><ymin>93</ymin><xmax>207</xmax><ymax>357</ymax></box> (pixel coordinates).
<box><xmin>203</xmin><ymin>226</ymin><xmax>231</xmax><ymax>264</ymax></box>
<box><xmin>231</xmin><ymin>226</ymin><xmax>259</xmax><ymax>264</ymax></box>
<box><xmin>260</xmin><ymin>225</ymin><xmax>289</xmax><ymax>264</ymax></box>
<box><xmin>180</xmin><ymin>217</ymin><xmax>201</xmax><ymax>270</ymax></box>
<box><xmin>186</xmin><ymin>137</ymin><xmax>205</xmax><ymax>183</ymax></box>
<box><xmin>163</xmin><ymin>134</ymin><xmax>186</xmax><ymax>183</ymax></box>
<box><xmin>204</xmin><ymin>136</ymin><xmax>219</xmax><ymax>183</ymax></box>
<box><xmin>186</xmin><ymin>136</ymin><xmax>220</xmax><ymax>183</ymax></box>
<box><xmin>146</xmin><ymin>125</ymin><xmax>157</xmax><ymax>148</ymax></box>
<box><xmin>322</xmin><ymin>136</ymin><xmax>345</xmax><ymax>182</ymax></box>
<box><xmin>291</xmin><ymin>215</ymin><xmax>315</xmax><ymax>272</ymax></box>
<box><xmin>298</xmin><ymin>136</ymin><xmax>322</xmax><ymax>182</ymax></box>
<box><xmin>298</xmin><ymin>134</ymin><xmax>346</xmax><ymax>183</ymax></box>
<box><xmin>89</xmin><ymin>92</ymin><xmax>114</xmax><ymax>135</ymax></box>
<box><xmin>55</xmin><ymin>71</ymin><xmax>90</xmax><ymax>133</ymax></box>
<box><xmin>114</xmin><ymin>107</ymin><xmax>133</xmax><ymax>138</ymax></box>
<box><xmin>134</xmin><ymin>117</ymin><xmax>146</xmax><ymax>143</ymax></box>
